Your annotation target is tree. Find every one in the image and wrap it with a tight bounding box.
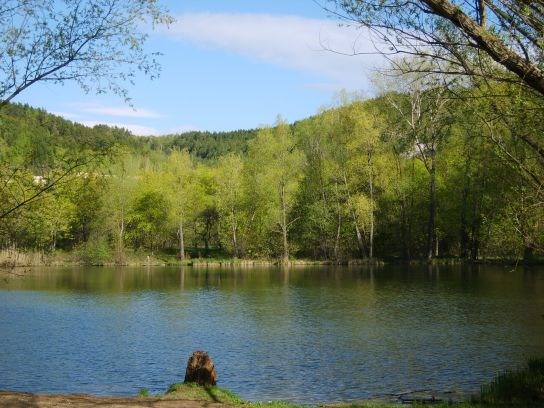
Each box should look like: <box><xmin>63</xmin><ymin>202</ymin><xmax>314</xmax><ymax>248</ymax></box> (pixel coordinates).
<box><xmin>322</xmin><ymin>0</ymin><xmax>544</xmax><ymax>240</ymax></box>
<box><xmin>321</xmin><ymin>0</ymin><xmax>544</xmax><ymax>96</ymax></box>
<box><xmin>246</xmin><ymin>118</ymin><xmax>304</xmax><ymax>262</ymax></box>
<box><xmin>214</xmin><ymin>153</ymin><xmax>246</xmax><ymax>257</ymax></box>
<box><xmin>0</xmin><ymin>0</ymin><xmax>172</xmax><ymax>106</ymax></box>
<box><xmin>0</xmin><ymin>0</ymin><xmax>172</xmax><ymax>223</ymax></box>
<box><xmin>127</xmin><ymin>173</ymin><xmax>170</xmax><ymax>252</ymax></box>
<box><xmin>292</xmin><ymin>112</ymin><xmax>342</xmax><ymax>260</ymax></box>
<box><xmin>166</xmin><ymin>150</ymin><xmax>204</xmax><ymax>261</ymax></box>
<box><xmin>377</xmin><ymin>73</ymin><xmax>454</xmax><ymax>259</ymax></box>
<box><xmin>101</xmin><ymin>153</ymin><xmax>139</xmax><ymax>264</ymax></box>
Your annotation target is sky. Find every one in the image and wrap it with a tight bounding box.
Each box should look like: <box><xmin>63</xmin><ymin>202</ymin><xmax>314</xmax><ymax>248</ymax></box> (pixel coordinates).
<box><xmin>13</xmin><ymin>0</ymin><xmax>385</xmax><ymax>135</ymax></box>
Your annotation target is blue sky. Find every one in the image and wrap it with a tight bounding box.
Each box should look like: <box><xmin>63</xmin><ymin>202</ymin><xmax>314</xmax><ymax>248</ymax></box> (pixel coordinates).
<box><xmin>14</xmin><ymin>1</ymin><xmax>384</xmax><ymax>135</ymax></box>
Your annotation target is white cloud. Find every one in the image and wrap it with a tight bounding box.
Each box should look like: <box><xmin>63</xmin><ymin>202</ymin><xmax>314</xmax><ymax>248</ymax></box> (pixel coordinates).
<box><xmin>166</xmin><ymin>125</ymin><xmax>201</xmax><ymax>134</ymax></box>
<box><xmin>160</xmin><ymin>12</ymin><xmax>385</xmax><ymax>90</ymax></box>
<box><xmin>51</xmin><ymin>111</ymin><xmax>81</xmax><ymax>120</ymax></box>
<box><xmin>81</xmin><ymin>121</ymin><xmax>160</xmax><ymax>136</ymax></box>
<box><xmin>80</xmin><ymin>104</ymin><xmax>164</xmax><ymax>118</ymax></box>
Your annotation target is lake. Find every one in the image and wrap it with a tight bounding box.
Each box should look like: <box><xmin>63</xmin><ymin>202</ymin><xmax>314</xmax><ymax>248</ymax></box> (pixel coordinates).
<box><xmin>0</xmin><ymin>264</ymin><xmax>543</xmax><ymax>402</ymax></box>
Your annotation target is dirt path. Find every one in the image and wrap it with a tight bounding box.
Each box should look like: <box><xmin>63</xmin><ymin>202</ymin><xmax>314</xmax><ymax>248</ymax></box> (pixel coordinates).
<box><xmin>0</xmin><ymin>391</ymin><xmax>232</xmax><ymax>408</ymax></box>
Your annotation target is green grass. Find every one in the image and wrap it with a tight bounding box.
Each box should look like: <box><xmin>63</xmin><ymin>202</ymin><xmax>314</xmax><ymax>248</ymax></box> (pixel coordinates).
<box><xmin>163</xmin><ymin>383</ymin><xmax>305</xmax><ymax>407</ymax></box>
<box><xmin>160</xmin><ymin>358</ymin><xmax>544</xmax><ymax>407</ymax></box>
<box><xmin>160</xmin><ymin>386</ymin><xmax>530</xmax><ymax>407</ymax></box>
<box><xmin>338</xmin><ymin>403</ymin><xmax>543</xmax><ymax>407</ymax></box>
<box><xmin>479</xmin><ymin>357</ymin><xmax>544</xmax><ymax>405</ymax></box>
<box><xmin>246</xmin><ymin>402</ymin><xmax>303</xmax><ymax>408</ymax></box>
<box><xmin>164</xmin><ymin>383</ymin><xmax>243</xmax><ymax>403</ymax></box>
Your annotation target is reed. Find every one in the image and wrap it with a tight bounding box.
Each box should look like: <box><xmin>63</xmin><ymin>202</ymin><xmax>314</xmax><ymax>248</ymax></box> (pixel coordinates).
<box><xmin>0</xmin><ymin>247</ymin><xmax>46</xmax><ymax>267</ymax></box>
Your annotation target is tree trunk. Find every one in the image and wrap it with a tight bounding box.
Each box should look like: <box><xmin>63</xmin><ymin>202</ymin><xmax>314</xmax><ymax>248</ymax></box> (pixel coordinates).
<box><xmin>427</xmin><ymin>153</ymin><xmax>437</xmax><ymax>260</ymax></box>
<box><xmin>368</xmin><ymin>157</ymin><xmax>374</xmax><ymax>260</ymax></box>
<box><xmin>334</xmin><ymin>181</ymin><xmax>342</xmax><ymax>261</ymax></box>
<box><xmin>50</xmin><ymin>228</ymin><xmax>57</xmax><ymax>252</ymax></box>
<box><xmin>523</xmin><ymin>242</ymin><xmax>534</xmax><ymax>264</ymax></box>
<box><xmin>400</xmin><ymin>198</ymin><xmax>410</xmax><ymax>260</ymax></box>
<box><xmin>116</xmin><ymin>219</ymin><xmax>125</xmax><ymax>264</ymax></box>
<box><xmin>470</xmin><ymin>219</ymin><xmax>480</xmax><ymax>261</ymax></box>
<box><xmin>470</xmin><ymin>188</ymin><xmax>483</xmax><ymax>261</ymax></box>
<box><xmin>459</xmin><ymin>185</ymin><xmax>470</xmax><ymax>259</ymax></box>
<box><xmin>179</xmin><ymin>221</ymin><xmax>185</xmax><ymax>261</ymax></box>
<box><xmin>232</xmin><ymin>221</ymin><xmax>238</xmax><ymax>258</ymax></box>
<box><xmin>422</xmin><ymin>0</ymin><xmax>544</xmax><ymax>96</ymax></box>
<box><xmin>476</xmin><ymin>0</ymin><xmax>486</xmax><ymax>27</ymax></box>
<box><xmin>321</xmin><ymin>169</ymin><xmax>331</xmax><ymax>259</ymax></box>
<box><xmin>204</xmin><ymin>236</ymin><xmax>210</xmax><ymax>256</ymax></box>
<box><xmin>334</xmin><ymin>211</ymin><xmax>342</xmax><ymax>261</ymax></box>
<box><xmin>280</xmin><ymin>183</ymin><xmax>289</xmax><ymax>263</ymax></box>
<box><xmin>343</xmin><ymin>172</ymin><xmax>367</xmax><ymax>258</ymax></box>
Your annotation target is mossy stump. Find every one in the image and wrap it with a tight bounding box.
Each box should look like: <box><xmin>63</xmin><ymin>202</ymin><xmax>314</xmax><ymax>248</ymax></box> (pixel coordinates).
<box><xmin>184</xmin><ymin>350</ymin><xmax>217</xmax><ymax>386</ymax></box>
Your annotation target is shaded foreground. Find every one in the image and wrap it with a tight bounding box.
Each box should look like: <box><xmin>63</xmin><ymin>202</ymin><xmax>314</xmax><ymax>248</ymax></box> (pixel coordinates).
<box><xmin>0</xmin><ymin>391</ymin><xmax>230</xmax><ymax>408</ymax></box>
<box><xmin>0</xmin><ymin>391</ymin><xmax>541</xmax><ymax>408</ymax></box>
<box><xmin>0</xmin><ymin>385</ymin><xmax>237</xmax><ymax>408</ymax></box>
<box><xmin>1</xmin><ymin>362</ymin><xmax>544</xmax><ymax>408</ymax></box>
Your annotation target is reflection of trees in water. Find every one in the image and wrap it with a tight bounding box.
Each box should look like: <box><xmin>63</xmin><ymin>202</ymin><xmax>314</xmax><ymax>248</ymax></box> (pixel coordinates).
<box><xmin>2</xmin><ymin>265</ymin><xmax>543</xmax><ymax>304</ymax></box>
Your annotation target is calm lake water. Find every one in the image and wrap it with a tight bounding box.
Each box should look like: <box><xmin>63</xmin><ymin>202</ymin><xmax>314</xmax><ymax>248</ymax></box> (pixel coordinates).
<box><xmin>0</xmin><ymin>264</ymin><xmax>543</xmax><ymax>402</ymax></box>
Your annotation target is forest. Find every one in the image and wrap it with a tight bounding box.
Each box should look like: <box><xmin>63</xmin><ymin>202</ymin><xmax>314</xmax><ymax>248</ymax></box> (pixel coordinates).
<box><xmin>0</xmin><ymin>73</ymin><xmax>543</xmax><ymax>265</ymax></box>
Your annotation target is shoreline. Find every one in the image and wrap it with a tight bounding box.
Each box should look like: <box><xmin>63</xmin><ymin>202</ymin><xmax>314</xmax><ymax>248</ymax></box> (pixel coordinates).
<box><xmin>0</xmin><ymin>388</ymin><xmax>473</xmax><ymax>408</ymax></box>
<box><xmin>0</xmin><ymin>390</ymin><xmax>229</xmax><ymax>408</ymax></box>
<box><xmin>1</xmin><ymin>250</ymin><xmax>543</xmax><ymax>269</ymax></box>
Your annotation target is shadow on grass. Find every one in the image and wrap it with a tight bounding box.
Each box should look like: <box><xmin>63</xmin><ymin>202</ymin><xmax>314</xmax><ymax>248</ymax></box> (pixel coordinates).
<box><xmin>204</xmin><ymin>386</ymin><xmax>220</xmax><ymax>403</ymax></box>
<box><xmin>166</xmin><ymin>382</ymin><xmax>243</xmax><ymax>404</ymax></box>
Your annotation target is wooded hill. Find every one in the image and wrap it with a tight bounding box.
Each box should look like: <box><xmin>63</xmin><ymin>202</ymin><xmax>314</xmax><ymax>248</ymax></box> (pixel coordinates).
<box><xmin>1</xmin><ymin>80</ymin><xmax>542</xmax><ymax>264</ymax></box>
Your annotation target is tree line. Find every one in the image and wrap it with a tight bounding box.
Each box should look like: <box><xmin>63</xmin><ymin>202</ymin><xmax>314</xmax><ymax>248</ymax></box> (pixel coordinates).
<box><xmin>1</xmin><ymin>77</ymin><xmax>542</xmax><ymax>264</ymax></box>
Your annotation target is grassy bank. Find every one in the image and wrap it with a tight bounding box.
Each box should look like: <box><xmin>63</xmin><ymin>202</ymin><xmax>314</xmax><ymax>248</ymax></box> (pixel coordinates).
<box><xmin>0</xmin><ymin>247</ymin><xmax>386</xmax><ymax>268</ymax></box>
<box><xmin>0</xmin><ymin>360</ymin><xmax>542</xmax><ymax>407</ymax></box>
<box><xmin>3</xmin><ymin>247</ymin><xmax>543</xmax><ymax>268</ymax></box>
<box><xmin>160</xmin><ymin>384</ymin><xmax>543</xmax><ymax>407</ymax></box>
<box><xmin>160</xmin><ymin>359</ymin><xmax>544</xmax><ymax>407</ymax></box>
<box><xmin>479</xmin><ymin>357</ymin><xmax>544</xmax><ymax>405</ymax></box>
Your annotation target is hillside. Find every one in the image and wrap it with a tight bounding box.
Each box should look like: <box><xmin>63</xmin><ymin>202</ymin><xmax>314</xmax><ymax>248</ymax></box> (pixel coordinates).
<box><xmin>0</xmin><ymin>90</ymin><xmax>542</xmax><ymax>264</ymax></box>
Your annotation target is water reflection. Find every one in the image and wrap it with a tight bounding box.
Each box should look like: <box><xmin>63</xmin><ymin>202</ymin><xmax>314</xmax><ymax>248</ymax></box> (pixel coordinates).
<box><xmin>0</xmin><ymin>264</ymin><xmax>543</xmax><ymax>402</ymax></box>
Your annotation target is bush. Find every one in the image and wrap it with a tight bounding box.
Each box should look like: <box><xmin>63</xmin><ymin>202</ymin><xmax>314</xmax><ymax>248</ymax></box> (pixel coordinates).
<box><xmin>77</xmin><ymin>234</ymin><xmax>112</xmax><ymax>265</ymax></box>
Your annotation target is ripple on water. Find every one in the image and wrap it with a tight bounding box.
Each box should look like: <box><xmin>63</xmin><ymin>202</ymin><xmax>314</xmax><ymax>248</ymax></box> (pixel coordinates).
<box><xmin>0</xmin><ymin>265</ymin><xmax>543</xmax><ymax>402</ymax></box>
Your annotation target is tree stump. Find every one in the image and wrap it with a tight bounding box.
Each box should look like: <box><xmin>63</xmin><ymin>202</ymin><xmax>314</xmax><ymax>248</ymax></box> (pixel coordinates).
<box><xmin>184</xmin><ymin>351</ymin><xmax>217</xmax><ymax>386</ymax></box>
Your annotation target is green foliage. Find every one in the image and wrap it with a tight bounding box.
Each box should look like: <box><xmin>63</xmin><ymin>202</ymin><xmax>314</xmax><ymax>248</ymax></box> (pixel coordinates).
<box><xmin>77</xmin><ymin>234</ymin><xmax>112</xmax><ymax>266</ymax></box>
<box><xmin>214</xmin><ymin>153</ymin><xmax>247</xmax><ymax>256</ymax></box>
<box><xmin>137</xmin><ymin>388</ymin><xmax>149</xmax><ymax>398</ymax></box>
<box><xmin>1</xmin><ymin>77</ymin><xmax>544</xmax><ymax>264</ymax></box>
<box><xmin>325</xmin><ymin>0</ymin><xmax>544</xmax><ymax>96</ymax></box>
<box><xmin>128</xmin><ymin>187</ymin><xmax>171</xmax><ymax>251</ymax></box>
<box><xmin>0</xmin><ymin>0</ymin><xmax>172</xmax><ymax>105</ymax></box>
<box><xmin>137</xmin><ymin>129</ymin><xmax>258</xmax><ymax>159</ymax></box>
<box><xmin>246</xmin><ymin>118</ymin><xmax>304</xmax><ymax>260</ymax></box>
<box><xmin>480</xmin><ymin>358</ymin><xmax>544</xmax><ymax>404</ymax></box>
<box><xmin>164</xmin><ymin>383</ymin><xmax>303</xmax><ymax>408</ymax></box>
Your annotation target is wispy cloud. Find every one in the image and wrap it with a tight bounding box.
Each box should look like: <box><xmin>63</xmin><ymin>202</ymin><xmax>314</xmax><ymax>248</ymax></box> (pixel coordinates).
<box><xmin>81</xmin><ymin>121</ymin><xmax>160</xmax><ymax>136</ymax></box>
<box><xmin>166</xmin><ymin>125</ymin><xmax>201</xmax><ymax>134</ymax></box>
<box><xmin>160</xmin><ymin>12</ymin><xmax>385</xmax><ymax>90</ymax></box>
<box><xmin>80</xmin><ymin>104</ymin><xmax>164</xmax><ymax>118</ymax></box>
<box><xmin>51</xmin><ymin>111</ymin><xmax>81</xmax><ymax>120</ymax></box>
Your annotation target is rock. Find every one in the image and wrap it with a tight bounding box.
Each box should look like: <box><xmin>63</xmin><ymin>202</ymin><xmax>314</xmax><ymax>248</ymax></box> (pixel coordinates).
<box><xmin>184</xmin><ymin>351</ymin><xmax>217</xmax><ymax>386</ymax></box>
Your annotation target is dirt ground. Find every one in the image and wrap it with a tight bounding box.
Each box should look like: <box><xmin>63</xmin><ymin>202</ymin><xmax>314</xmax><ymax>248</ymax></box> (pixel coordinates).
<box><xmin>0</xmin><ymin>391</ymin><xmax>232</xmax><ymax>408</ymax></box>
